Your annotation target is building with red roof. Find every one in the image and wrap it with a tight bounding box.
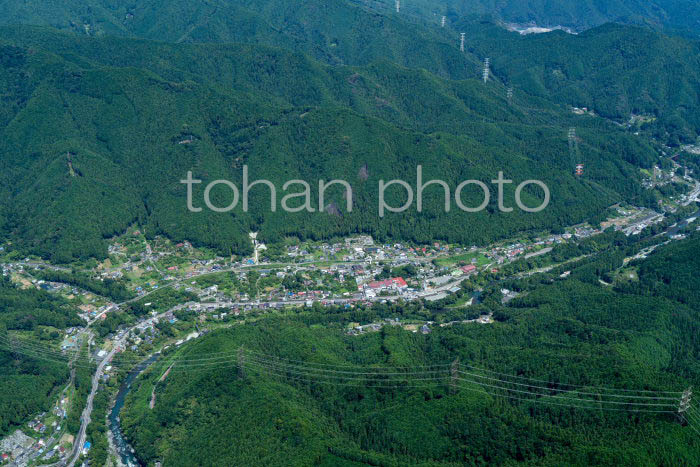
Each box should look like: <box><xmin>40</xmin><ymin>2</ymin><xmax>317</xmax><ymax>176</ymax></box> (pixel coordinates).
<box><xmin>366</xmin><ymin>277</ymin><xmax>408</xmax><ymax>291</ymax></box>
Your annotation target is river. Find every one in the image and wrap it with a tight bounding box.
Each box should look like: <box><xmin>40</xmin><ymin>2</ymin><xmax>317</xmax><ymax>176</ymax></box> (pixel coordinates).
<box><xmin>108</xmin><ymin>354</ymin><xmax>159</xmax><ymax>467</ymax></box>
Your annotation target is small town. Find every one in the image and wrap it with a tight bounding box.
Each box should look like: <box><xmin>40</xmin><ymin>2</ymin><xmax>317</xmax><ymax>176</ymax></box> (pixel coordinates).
<box><xmin>1</xmin><ymin>187</ymin><xmax>698</xmax><ymax>466</ymax></box>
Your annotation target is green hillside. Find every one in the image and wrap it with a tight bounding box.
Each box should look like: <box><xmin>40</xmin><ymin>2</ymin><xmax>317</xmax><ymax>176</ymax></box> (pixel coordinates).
<box><xmin>2</xmin><ymin>0</ymin><xmax>699</xmax><ymax>40</ymax></box>
<box><xmin>0</xmin><ymin>2</ymin><xmax>697</xmax><ymax>464</ymax></box>
<box><xmin>0</xmin><ymin>1</ymin><xmax>698</xmax><ymax>140</ymax></box>
<box><xmin>0</xmin><ymin>4</ymin><xmax>696</xmax><ymax>262</ymax></box>
<box><xmin>407</xmin><ymin>0</ymin><xmax>700</xmax><ymax>37</ymax></box>
<box><xmin>0</xmin><ymin>0</ymin><xmax>482</xmax><ymax>79</ymax></box>
<box><xmin>0</xmin><ymin>276</ymin><xmax>82</xmax><ymax>436</ymax></box>
<box><xmin>458</xmin><ymin>22</ymin><xmax>700</xmax><ymax>144</ymax></box>
<box><xmin>0</xmin><ymin>29</ymin><xmax>662</xmax><ymax>262</ymax></box>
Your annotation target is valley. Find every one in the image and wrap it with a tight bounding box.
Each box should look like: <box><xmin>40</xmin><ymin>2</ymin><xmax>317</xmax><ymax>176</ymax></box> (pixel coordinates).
<box><xmin>0</xmin><ymin>1</ymin><xmax>698</xmax><ymax>465</ymax></box>
<box><xmin>2</xmin><ymin>182</ymin><xmax>699</xmax><ymax>464</ymax></box>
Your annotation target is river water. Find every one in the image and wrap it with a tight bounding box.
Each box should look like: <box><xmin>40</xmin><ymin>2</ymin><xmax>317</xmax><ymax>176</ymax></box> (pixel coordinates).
<box><xmin>108</xmin><ymin>354</ymin><xmax>159</xmax><ymax>467</ymax></box>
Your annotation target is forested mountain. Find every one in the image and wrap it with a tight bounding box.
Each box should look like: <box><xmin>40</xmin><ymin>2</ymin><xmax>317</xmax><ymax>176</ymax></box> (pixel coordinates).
<box><xmin>120</xmin><ymin>235</ymin><xmax>700</xmax><ymax>465</ymax></box>
<box><xmin>408</xmin><ymin>0</ymin><xmax>700</xmax><ymax>38</ymax></box>
<box><xmin>0</xmin><ymin>0</ymin><xmax>482</xmax><ymax>78</ymax></box>
<box><xmin>0</xmin><ymin>1</ymin><xmax>698</xmax><ymax>133</ymax></box>
<box><xmin>0</xmin><ymin>28</ymin><xmax>660</xmax><ymax>261</ymax></box>
<box><xmin>458</xmin><ymin>21</ymin><xmax>700</xmax><ymax>145</ymax></box>
<box><xmin>0</xmin><ymin>2</ymin><xmax>697</xmax><ymax>262</ymax></box>
<box><xmin>0</xmin><ymin>276</ymin><xmax>81</xmax><ymax>436</ymax></box>
<box><xmin>2</xmin><ymin>0</ymin><xmax>699</xmax><ymax>40</ymax></box>
<box><xmin>6</xmin><ymin>18</ymin><xmax>698</xmax><ymax>145</ymax></box>
<box><xmin>0</xmin><ymin>2</ymin><xmax>697</xmax><ymax>462</ymax></box>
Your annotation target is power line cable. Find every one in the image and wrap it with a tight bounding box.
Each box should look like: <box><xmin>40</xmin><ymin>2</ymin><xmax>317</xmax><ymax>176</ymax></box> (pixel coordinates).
<box><xmin>455</xmin><ymin>377</ymin><xmax>676</xmax><ymax>408</ymax></box>
<box><xmin>0</xmin><ymin>334</ymin><xmax>688</xmax><ymax>405</ymax></box>
<box><xmin>238</xmin><ymin>359</ymin><xmax>677</xmax><ymax>413</ymax></box>
<box><xmin>456</xmin><ymin>369</ymin><xmax>679</xmax><ymax>400</ymax></box>
<box><xmin>458</xmin><ymin>361</ymin><xmax>682</xmax><ymax>394</ymax></box>
<box><xmin>681</xmin><ymin>415</ymin><xmax>700</xmax><ymax>436</ymax></box>
<box><xmin>234</xmin><ymin>356</ymin><xmax>678</xmax><ymax>408</ymax></box>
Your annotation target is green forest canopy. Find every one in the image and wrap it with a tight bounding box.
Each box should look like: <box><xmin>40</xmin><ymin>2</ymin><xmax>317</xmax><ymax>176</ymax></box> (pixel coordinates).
<box><xmin>0</xmin><ymin>23</ymin><xmax>685</xmax><ymax>262</ymax></box>
<box><xmin>0</xmin><ymin>276</ymin><xmax>81</xmax><ymax>436</ymax></box>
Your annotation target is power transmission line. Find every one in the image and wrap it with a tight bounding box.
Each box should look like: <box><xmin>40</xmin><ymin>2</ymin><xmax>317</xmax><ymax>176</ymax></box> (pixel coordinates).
<box><xmin>684</xmin><ymin>404</ymin><xmax>700</xmax><ymax>424</ymax></box>
<box><xmin>680</xmin><ymin>412</ymin><xmax>700</xmax><ymax>436</ymax></box>
<box><xmin>241</xmin><ymin>349</ymin><xmax>682</xmax><ymax>394</ymax></box>
<box><xmin>239</xmin><ymin>355</ymin><xmax>448</xmax><ymax>377</ymax></box>
<box><xmin>235</xmin><ymin>355</ymin><xmax>679</xmax><ymax>409</ymax></box>
<box><xmin>3</xmin><ymin>335</ymin><xmax>691</xmax><ymax>419</ymax></box>
<box><xmin>211</xmin><ymin>351</ymin><xmax>679</xmax><ymax>404</ymax></box>
<box><xmin>0</xmin><ymin>335</ymin><xmax>686</xmax><ymax>403</ymax></box>
<box><xmin>242</xmin><ymin>360</ymin><xmax>445</xmax><ymax>387</ymax></box>
<box><xmin>237</xmin><ymin>346</ymin><xmax>246</xmax><ymax>378</ymax></box>
<box><xmin>238</xmin><ymin>358</ymin><xmax>678</xmax><ymax>414</ymax></box>
<box><xmin>165</xmin><ymin>354</ymin><xmax>680</xmax><ymax>410</ymax></box>
<box><xmin>450</xmin><ymin>357</ymin><xmax>460</xmax><ymax>394</ymax></box>
<box><xmin>457</xmin><ymin>360</ymin><xmax>682</xmax><ymax>394</ymax></box>
<box><xmin>456</xmin><ymin>376</ymin><xmax>676</xmax><ymax>408</ymax></box>
<box><xmin>0</xmin><ymin>335</ymin><xmax>689</xmax><ymax>419</ymax></box>
<box><xmin>457</xmin><ymin>369</ymin><xmax>679</xmax><ymax>400</ymax></box>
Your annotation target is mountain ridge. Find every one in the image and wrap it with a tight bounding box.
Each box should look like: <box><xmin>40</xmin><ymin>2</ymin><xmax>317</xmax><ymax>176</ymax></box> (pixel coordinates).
<box><xmin>0</xmin><ymin>28</ymin><xmax>657</xmax><ymax>261</ymax></box>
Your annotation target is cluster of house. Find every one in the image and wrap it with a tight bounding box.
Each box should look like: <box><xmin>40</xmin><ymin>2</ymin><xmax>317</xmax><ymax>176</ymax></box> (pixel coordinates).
<box><xmin>0</xmin><ymin>430</ymin><xmax>34</xmax><ymax>464</ymax></box>
<box><xmin>347</xmin><ymin>318</ymin><xmax>433</xmax><ymax>336</ymax></box>
<box><xmin>0</xmin><ymin>412</ymin><xmax>71</xmax><ymax>464</ymax></box>
<box><xmin>287</xmin><ymin>290</ymin><xmax>329</xmax><ymax>301</ymax></box>
<box><xmin>500</xmin><ymin>288</ymin><xmax>519</xmax><ymax>304</ymax></box>
<box><xmin>100</xmin><ymin>315</ymin><xmax>163</xmax><ymax>356</ymax></box>
<box><xmin>487</xmin><ymin>234</ymin><xmax>575</xmax><ymax>265</ymax></box>
<box><xmin>360</xmin><ymin>277</ymin><xmax>408</xmax><ymax>298</ymax></box>
<box><xmin>621</xmin><ymin>211</ymin><xmax>666</xmax><ymax>236</ymax></box>
<box><xmin>103</xmin><ymin>238</ymin><xmax>225</xmax><ymax>286</ymax></box>
<box><xmin>571</xmin><ymin>106</ymin><xmax>594</xmax><ymax>116</ymax></box>
<box><xmin>101</xmin><ymin>269</ymin><xmax>124</xmax><ymax>280</ymax></box>
<box><xmin>95</xmin><ymin>234</ymin><xmax>495</xmax><ymax>310</ymax></box>
<box><xmin>354</xmin><ymin>242</ymin><xmax>472</xmax><ymax>264</ymax></box>
<box><xmin>61</xmin><ymin>334</ymin><xmax>79</xmax><ymax>352</ymax></box>
<box><xmin>286</xmin><ymin>236</ymin><xmax>477</xmax><ymax>265</ymax></box>
<box><xmin>573</xmin><ymin>227</ymin><xmax>597</xmax><ymax>238</ymax></box>
<box><xmin>77</xmin><ymin>303</ymin><xmax>118</xmax><ymax>322</ymax></box>
<box><xmin>28</xmin><ymin>419</ymin><xmax>47</xmax><ymax>434</ymax></box>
